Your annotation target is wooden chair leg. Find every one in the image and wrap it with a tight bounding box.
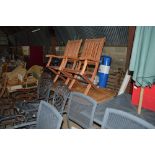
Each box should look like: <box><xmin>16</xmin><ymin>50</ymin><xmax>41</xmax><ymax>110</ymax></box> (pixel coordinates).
<box><xmin>65</xmin><ymin>78</ymin><xmax>70</xmax><ymax>85</ymax></box>
<box><xmin>84</xmin><ymin>84</ymin><xmax>92</xmax><ymax>95</ymax></box>
<box><xmin>69</xmin><ymin>79</ymin><xmax>76</xmax><ymax>89</ymax></box>
<box><xmin>68</xmin><ymin>75</ymin><xmax>78</xmax><ymax>89</ymax></box>
<box><xmin>53</xmin><ymin>73</ymin><xmax>60</xmax><ymax>83</ymax></box>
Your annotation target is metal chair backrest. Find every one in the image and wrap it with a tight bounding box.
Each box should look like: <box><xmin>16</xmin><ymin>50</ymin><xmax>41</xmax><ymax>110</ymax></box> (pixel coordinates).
<box><xmin>80</xmin><ymin>38</ymin><xmax>106</xmax><ymax>62</ymax></box>
<box><xmin>67</xmin><ymin>92</ymin><xmax>97</xmax><ymax>128</ymax></box>
<box><xmin>37</xmin><ymin>72</ymin><xmax>53</xmax><ymax>101</ymax></box>
<box><xmin>36</xmin><ymin>101</ymin><xmax>63</xmax><ymax>129</ymax></box>
<box><xmin>64</xmin><ymin>39</ymin><xmax>82</xmax><ymax>58</ymax></box>
<box><xmin>101</xmin><ymin>108</ymin><xmax>155</xmax><ymax>129</ymax></box>
<box><xmin>52</xmin><ymin>82</ymin><xmax>70</xmax><ymax>114</ymax></box>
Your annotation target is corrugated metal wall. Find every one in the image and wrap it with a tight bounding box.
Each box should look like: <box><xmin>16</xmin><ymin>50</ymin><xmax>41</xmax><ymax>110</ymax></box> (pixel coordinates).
<box><xmin>7</xmin><ymin>26</ymin><xmax>129</xmax><ymax>47</ymax></box>
<box><xmin>54</xmin><ymin>26</ymin><xmax>129</xmax><ymax>46</ymax></box>
<box><xmin>8</xmin><ymin>27</ymin><xmax>51</xmax><ymax>47</ymax></box>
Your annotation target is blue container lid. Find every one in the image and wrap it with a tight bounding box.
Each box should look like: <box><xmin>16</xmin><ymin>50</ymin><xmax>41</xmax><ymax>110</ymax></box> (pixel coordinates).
<box><xmin>103</xmin><ymin>55</ymin><xmax>111</xmax><ymax>66</ymax></box>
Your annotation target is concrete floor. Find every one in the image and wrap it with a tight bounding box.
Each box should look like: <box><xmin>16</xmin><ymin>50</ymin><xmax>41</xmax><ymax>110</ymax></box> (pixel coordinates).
<box><xmin>1</xmin><ymin>93</ymin><xmax>155</xmax><ymax>129</ymax></box>
<box><xmin>61</xmin><ymin>114</ymin><xmax>100</xmax><ymax>129</ymax></box>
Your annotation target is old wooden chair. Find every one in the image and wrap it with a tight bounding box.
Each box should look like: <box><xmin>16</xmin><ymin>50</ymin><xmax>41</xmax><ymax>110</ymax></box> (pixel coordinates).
<box><xmin>46</xmin><ymin>39</ymin><xmax>82</xmax><ymax>83</ymax></box>
<box><xmin>62</xmin><ymin>38</ymin><xmax>106</xmax><ymax>95</ymax></box>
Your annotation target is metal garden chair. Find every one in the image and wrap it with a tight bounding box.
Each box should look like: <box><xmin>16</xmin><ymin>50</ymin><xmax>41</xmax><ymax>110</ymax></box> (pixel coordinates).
<box><xmin>49</xmin><ymin>82</ymin><xmax>70</xmax><ymax>115</ymax></box>
<box><xmin>67</xmin><ymin>92</ymin><xmax>97</xmax><ymax>129</ymax></box>
<box><xmin>101</xmin><ymin>108</ymin><xmax>155</xmax><ymax>129</ymax></box>
<box><xmin>12</xmin><ymin>100</ymin><xmax>63</xmax><ymax>129</ymax></box>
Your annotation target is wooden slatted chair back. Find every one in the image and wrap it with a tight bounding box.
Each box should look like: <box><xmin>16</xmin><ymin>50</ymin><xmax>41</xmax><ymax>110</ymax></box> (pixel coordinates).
<box><xmin>80</xmin><ymin>38</ymin><xmax>106</xmax><ymax>62</ymax></box>
<box><xmin>64</xmin><ymin>39</ymin><xmax>82</xmax><ymax>58</ymax></box>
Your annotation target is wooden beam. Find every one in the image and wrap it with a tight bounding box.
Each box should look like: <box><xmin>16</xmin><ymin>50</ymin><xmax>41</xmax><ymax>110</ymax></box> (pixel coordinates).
<box><xmin>125</xmin><ymin>26</ymin><xmax>136</xmax><ymax>70</ymax></box>
<box><xmin>49</xmin><ymin>27</ymin><xmax>57</xmax><ymax>55</ymax></box>
<box><xmin>125</xmin><ymin>26</ymin><xmax>136</xmax><ymax>93</ymax></box>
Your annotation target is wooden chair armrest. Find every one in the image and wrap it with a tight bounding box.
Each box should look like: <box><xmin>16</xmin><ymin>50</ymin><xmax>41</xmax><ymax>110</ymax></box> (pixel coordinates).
<box><xmin>66</xmin><ymin>57</ymin><xmax>80</xmax><ymax>61</ymax></box>
<box><xmin>79</xmin><ymin>57</ymin><xmax>97</xmax><ymax>62</ymax></box>
<box><xmin>46</xmin><ymin>55</ymin><xmax>66</xmax><ymax>59</ymax></box>
<box><xmin>87</xmin><ymin>60</ymin><xmax>98</xmax><ymax>64</ymax></box>
<box><xmin>77</xmin><ymin>58</ymin><xmax>97</xmax><ymax>65</ymax></box>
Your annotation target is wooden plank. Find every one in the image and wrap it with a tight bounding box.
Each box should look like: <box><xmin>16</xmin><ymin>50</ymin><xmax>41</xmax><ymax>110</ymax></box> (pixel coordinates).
<box><xmin>125</xmin><ymin>26</ymin><xmax>136</xmax><ymax>70</ymax></box>
<box><xmin>71</xmin><ymin>82</ymin><xmax>116</xmax><ymax>103</ymax></box>
<box><xmin>52</xmin><ymin>81</ymin><xmax>116</xmax><ymax>103</ymax></box>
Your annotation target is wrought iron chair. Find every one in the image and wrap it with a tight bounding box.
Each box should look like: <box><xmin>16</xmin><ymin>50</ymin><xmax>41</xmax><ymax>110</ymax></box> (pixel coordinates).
<box><xmin>36</xmin><ymin>72</ymin><xmax>53</xmax><ymax>101</ymax></box>
<box><xmin>101</xmin><ymin>108</ymin><xmax>155</xmax><ymax>129</ymax></box>
<box><xmin>12</xmin><ymin>101</ymin><xmax>63</xmax><ymax>129</ymax></box>
<box><xmin>0</xmin><ymin>114</ymin><xmax>25</xmax><ymax>128</ymax></box>
<box><xmin>49</xmin><ymin>82</ymin><xmax>70</xmax><ymax>115</ymax></box>
<box><xmin>67</xmin><ymin>92</ymin><xmax>97</xmax><ymax>129</ymax></box>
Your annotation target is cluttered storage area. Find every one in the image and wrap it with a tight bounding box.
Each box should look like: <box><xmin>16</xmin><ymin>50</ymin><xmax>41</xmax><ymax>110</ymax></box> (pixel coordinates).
<box><xmin>0</xmin><ymin>26</ymin><xmax>155</xmax><ymax>129</ymax></box>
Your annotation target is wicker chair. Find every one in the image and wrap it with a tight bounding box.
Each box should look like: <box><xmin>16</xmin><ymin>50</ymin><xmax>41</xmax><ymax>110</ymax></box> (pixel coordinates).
<box><xmin>67</xmin><ymin>92</ymin><xmax>97</xmax><ymax>129</ymax></box>
<box><xmin>12</xmin><ymin>101</ymin><xmax>63</xmax><ymax>129</ymax></box>
<box><xmin>101</xmin><ymin>108</ymin><xmax>155</xmax><ymax>129</ymax></box>
<box><xmin>15</xmin><ymin>73</ymin><xmax>53</xmax><ymax>122</ymax></box>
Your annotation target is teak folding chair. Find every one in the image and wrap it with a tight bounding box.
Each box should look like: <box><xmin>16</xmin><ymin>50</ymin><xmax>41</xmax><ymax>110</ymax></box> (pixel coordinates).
<box><xmin>62</xmin><ymin>38</ymin><xmax>106</xmax><ymax>95</ymax></box>
<box><xmin>46</xmin><ymin>39</ymin><xmax>82</xmax><ymax>83</ymax></box>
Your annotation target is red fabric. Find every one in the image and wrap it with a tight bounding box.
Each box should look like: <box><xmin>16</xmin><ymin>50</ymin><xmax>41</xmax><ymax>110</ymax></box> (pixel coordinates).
<box><xmin>132</xmin><ymin>84</ymin><xmax>155</xmax><ymax>111</ymax></box>
<box><xmin>28</xmin><ymin>46</ymin><xmax>43</xmax><ymax>68</ymax></box>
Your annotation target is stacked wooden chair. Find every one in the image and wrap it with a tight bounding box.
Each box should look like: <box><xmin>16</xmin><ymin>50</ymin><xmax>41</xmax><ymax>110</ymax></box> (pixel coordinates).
<box><xmin>62</xmin><ymin>38</ymin><xmax>106</xmax><ymax>95</ymax></box>
<box><xmin>46</xmin><ymin>38</ymin><xmax>106</xmax><ymax>95</ymax></box>
<box><xmin>46</xmin><ymin>39</ymin><xmax>82</xmax><ymax>83</ymax></box>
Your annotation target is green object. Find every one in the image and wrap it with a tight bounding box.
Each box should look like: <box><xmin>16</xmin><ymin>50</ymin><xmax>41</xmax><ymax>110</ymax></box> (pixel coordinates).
<box><xmin>129</xmin><ymin>26</ymin><xmax>155</xmax><ymax>87</ymax></box>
